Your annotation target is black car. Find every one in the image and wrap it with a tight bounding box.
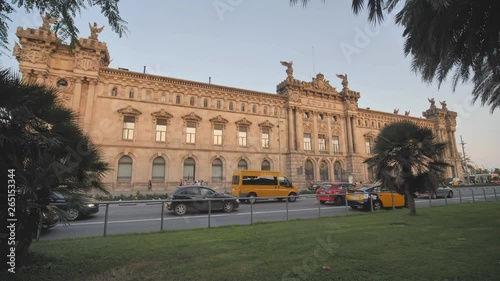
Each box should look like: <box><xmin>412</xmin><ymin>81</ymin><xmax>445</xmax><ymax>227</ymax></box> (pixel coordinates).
<box><xmin>166</xmin><ymin>185</ymin><xmax>240</xmax><ymax>216</ymax></box>
<box><xmin>50</xmin><ymin>192</ymin><xmax>100</xmax><ymax>221</ymax></box>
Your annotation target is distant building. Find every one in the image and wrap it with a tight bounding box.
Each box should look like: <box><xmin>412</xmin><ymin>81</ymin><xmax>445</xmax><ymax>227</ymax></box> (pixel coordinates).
<box><xmin>12</xmin><ymin>20</ymin><xmax>463</xmax><ymax>192</ymax></box>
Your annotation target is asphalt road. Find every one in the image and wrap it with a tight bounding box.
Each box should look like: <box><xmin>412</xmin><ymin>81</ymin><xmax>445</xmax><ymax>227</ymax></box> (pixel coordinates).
<box><xmin>38</xmin><ymin>186</ymin><xmax>500</xmax><ymax>241</ymax></box>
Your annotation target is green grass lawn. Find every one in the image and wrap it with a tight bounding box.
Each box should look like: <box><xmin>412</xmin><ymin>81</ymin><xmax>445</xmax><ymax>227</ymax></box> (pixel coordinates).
<box><xmin>11</xmin><ymin>201</ymin><xmax>500</xmax><ymax>281</ymax></box>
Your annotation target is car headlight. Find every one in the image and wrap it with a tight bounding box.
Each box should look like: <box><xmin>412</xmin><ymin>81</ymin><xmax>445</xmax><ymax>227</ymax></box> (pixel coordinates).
<box><xmin>363</xmin><ymin>193</ymin><xmax>369</xmax><ymax>199</ymax></box>
<box><xmin>86</xmin><ymin>203</ymin><xmax>96</xmax><ymax>208</ymax></box>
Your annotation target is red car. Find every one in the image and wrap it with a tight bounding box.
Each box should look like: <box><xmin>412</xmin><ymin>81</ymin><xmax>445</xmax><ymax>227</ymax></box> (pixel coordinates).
<box><xmin>316</xmin><ymin>182</ymin><xmax>357</xmax><ymax>205</ymax></box>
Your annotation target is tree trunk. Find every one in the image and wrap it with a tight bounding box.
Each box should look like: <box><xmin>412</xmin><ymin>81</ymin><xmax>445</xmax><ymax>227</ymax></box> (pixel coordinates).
<box><xmin>405</xmin><ymin>188</ymin><xmax>417</xmax><ymax>215</ymax></box>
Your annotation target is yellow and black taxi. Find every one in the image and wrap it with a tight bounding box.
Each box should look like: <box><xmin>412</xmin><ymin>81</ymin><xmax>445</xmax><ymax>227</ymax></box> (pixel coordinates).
<box><xmin>347</xmin><ymin>185</ymin><xmax>406</xmax><ymax>211</ymax></box>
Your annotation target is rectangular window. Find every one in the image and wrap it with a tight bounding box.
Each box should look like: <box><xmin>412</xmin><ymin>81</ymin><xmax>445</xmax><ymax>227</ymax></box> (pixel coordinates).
<box><xmin>365</xmin><ymin>139</ymin><xmax>372</xmax><ymax>154</ymax></box>
<box><xmin>318</xmin><ymin>134</ymin><xmax>326</xmax><ymax>153</ymax></box>
<box><xmin>332</xmin><ymin>136</ymin><xmax>341</xmax><ymax>154</ymax></box>
<box><xmin>213</xmin><ymin>124</ymin><xmax>223</xmax><ymax>145</ymax></box>
<box><xmin>304</xmin><ymin>133</ymin><xmax>312</xmax><ymax>152</ymax></box>
<box><xmin>186</xmin><ymin>122</ymin><xmax>196</xmax><ymax>144</ymax></box>
<box><xmin>155</xmin><ymin>119</ymin><xmax>167</xmax><ymax>142</ymax></box>
<box><xmin>262</xmin><ymin>128</ymin><xmax>270</xmax><ymax>148</ymax></box>
<box><xmin>122</xmin><ymin>116</ymin><xmax>135</xmax><ymax>140</ymax></box>
<box><xmin>238</xmin><ymin>126</ymin><xmax>247</xmax><ymax>147</ymax></box>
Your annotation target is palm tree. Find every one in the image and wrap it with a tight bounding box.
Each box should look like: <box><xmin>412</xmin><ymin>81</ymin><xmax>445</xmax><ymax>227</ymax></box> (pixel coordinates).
<box><xmin>291</xmin><ymin>0</ymin><xmax>500</xmax><ymax>112</ymax></box>
<box><xmin>364</xmin><ymin>121</ymin><xmax>449</xmax><ymax>215</ymax></box>
<box><xmin>0</xmin><ymin>68</ymin><xmax>109</xmax><ymax>266</ymax></box>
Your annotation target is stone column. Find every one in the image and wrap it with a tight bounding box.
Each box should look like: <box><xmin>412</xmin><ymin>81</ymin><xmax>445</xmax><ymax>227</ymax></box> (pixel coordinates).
<box><xmin>350</xmin><ymin>116</ymin><xmax>357</xmax><ymax>154</ymax></box>
<box><xmin>295</xmin><ymin>108</ymin><xmax>304</xmax><ymax>152</ymax></box>
<box><xmin>312</xmin><ymin>112</ymin><xmax>318</xmax><ymax>154</ymax></box>
<box><xmin>83</xmin><ymin>79</ymin><xmax>97</xmax><ymax>131</ymax></box>
<box><xmin>72</xmin><ymin>79</ymin><xmax>82</xmax><ymax>112</ymax></box>
<box><xmin>345</xmin><ymin>115</ymin><xmax>352</xmax><ymax>154</ymax></box>
<box><xmin>287</xmin><ymin>107</ymin><xmax>295</xmax><ymax>151</ymax></box>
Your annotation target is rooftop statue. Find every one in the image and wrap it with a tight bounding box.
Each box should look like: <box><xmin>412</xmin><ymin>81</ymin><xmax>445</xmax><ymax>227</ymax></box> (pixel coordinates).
<box><xmin>336</xmin><ymin>73</ymin><xmax>348</xmax><ymax>88</ymax></box>
<box><xmin>280</xmin><ymin>61</ymin><xmax>293</xmax><ymax>78</ymax></box>
<box><xmin>89</xmin><ymin>22</ymin><xmax>104</xmax><ymax>40</ymax></box>
<box><xmin>428</xmin><ymin>97</ymin><xmax>436</xmax><ymax>109</ymax></box>
<box><xmin>40</xmin><ymin>13</ymin><xmax>57</xmax><ymax>31</ymax></box>
<box><xmin>440</xmin><ymin>100</ymin><xmax>447</xmax><ymax>110</ymax></box>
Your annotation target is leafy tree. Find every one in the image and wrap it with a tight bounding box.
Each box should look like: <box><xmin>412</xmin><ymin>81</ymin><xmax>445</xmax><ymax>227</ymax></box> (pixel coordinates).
<box><xmin>291</xmin><ymin>0</ymin><xmax>500</xmax><ymax>112</ymax></box>
<box><xmin>0</xmin><ymin>68</ymin><xmax>109</xmax><ymax>268</ymax></box>
<box><xmin>494</xmin><ymin>168</ymin><xmax>500</xmax><ymax>175</ymax></box>
<box><xmin>0</xmin><ymin>0</ymin><xmax>127</xmax><ymax>50</ymax></box>
<box><xmin>364</xmin><ymin>121</ymin><xmax>448</xmax><ymax>215</ymax></box>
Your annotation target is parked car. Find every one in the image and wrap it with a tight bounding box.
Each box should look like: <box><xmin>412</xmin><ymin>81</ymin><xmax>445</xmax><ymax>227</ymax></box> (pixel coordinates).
<box><xmin>307</xmin><ymin>181</ymin><xmax>329</xmax><ymax>191</ymax></box>
<box><xmin>347</xmin><ymin>185</ymin><xmax>407</xmax><ymax>211</ymax></box>
<box><xmin>49</xmin><ymin>192</ymin><xmax>100</xmax><ymax>221</ymax></box>
<box><xmin>446</xmin><ymin>178</ymin><xmax>463</xmax><ymax>186</ymax></box>
<box><xmin>316</xmin><ymin>182</ymin><xmax>356</xmax><ymax>205</ymax></box>
<box><xmin>415</xmin><ymin>185</ymin><xmax>454</xmax><ymax>199</ymax></box>
<box><xmin>166</xmin><ymin>185</ymin><xmax>240</xmax><ymax>216</ymax></box>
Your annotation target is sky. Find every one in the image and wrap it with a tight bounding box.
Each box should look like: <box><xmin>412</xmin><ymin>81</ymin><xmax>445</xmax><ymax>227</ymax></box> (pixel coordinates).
<box><xmin>2</xmin><ymin>0</ymin><xmax>499</xmax><ymax>170</ymax></box>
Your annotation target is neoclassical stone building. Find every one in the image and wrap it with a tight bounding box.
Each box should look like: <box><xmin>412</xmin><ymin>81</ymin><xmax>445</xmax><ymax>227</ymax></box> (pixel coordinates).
<box><xmin>12</xmin><ymin>19</ymin><xmax>463</xmax><ymax>192</ymax></box>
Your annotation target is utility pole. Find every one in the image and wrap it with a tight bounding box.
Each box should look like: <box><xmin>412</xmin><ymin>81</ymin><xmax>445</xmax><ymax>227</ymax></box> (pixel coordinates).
<box><xmin>460</xmin><ymin>135</ymin><xmax>470</xmax><ymax>184</ymax></box>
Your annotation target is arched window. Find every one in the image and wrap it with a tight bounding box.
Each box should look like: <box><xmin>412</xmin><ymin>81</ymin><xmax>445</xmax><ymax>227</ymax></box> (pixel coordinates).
<box><xmin>229</xmin><ymin>102</ymin><xmax>234</xmax><ymax>111</ymax></box>
<box><xmin>190</xmin><ymin>97</ymin><xmax>195</xmax><ymax>106</ymax></box>
<box><xmin>237</xmin><ymin>159</ymin><xmax>248</xmax><ymax>170</ymax></box>
<box><xmin>152</xmin><ymin>157</ymin><xmax>166</xmax><ymax>181</ymax></box>
<box><xmin>274</xmin><ymin>108</ymin><xmax>278</xmax><ymax>116</ymax></box>
<box><xmin>183</xmin><ymin>158</ymin><xmax>195</xmax><ymax>182</ymax></box>
<box><xmin>241</xmin><ymin>103</ymin><xmax>246</xmax><ymax>112</ymax></box>
<box><xmin>129</xmin><ymin>89</ymin><xmax>135</xmax><ymax>99</ymax></box>
<box><xmin>212</xmin><ymin>159</ymin><xmax>223</xmax><ymax>182</ymax></box>
<box><xmin>176</xmin><ymin>95</ymin><xmax>181</xmax><ymax>104</ymax></box>
<box><xmin>305</xmin><ymin>160</ymin><xmax>314</xmax><ymax>183</ymax></box>
<box><xmin>217</xmin><ymin>100</ymin><xmax>221</xmax><ymax>109</ymax></box>
<box><xmin>252</xmin><ymin>105</ymin><xmax>256</xmax><ymax>113</ymax></box>
<box><xmin>264</xmin><ymin>106</ymin><xmax>268</xmax><ymax>115</ymax></box>
<box><xmin>261</xmin><ymin>160</ymin><xmax>271</xmax><ymax>171</ymax></box>
<box><xmin>319</xmin><ymin>160</ymin><xmax>329</xmax><ymax>181</ymax></box>
<box><xmin>117</xmin><ymin>156</ymin><xmax>133</xmax><ymax>181</ymax></box>
<box><xmin>203</xmin><ymin>99</ymin><xmax>208</xmax><ymax>108</ymax></box>
<box><xmin>160</xmin><ymin>94</ymin><xmax>166</xmax><ymax>102</ymax></box>
<box><xmin>111</xmin><ymin>87</ymin><xmax>118</xmax><ymax>96</ymax></box>
<box><xmin>304</xmin><ymin>112</ymin><xmax>310</xmax><ymax>119</ymax></box>
<box><xmin>334</xmin><ymin>161</ymin><xmax>344</xmax><ymax>182</ymax></box>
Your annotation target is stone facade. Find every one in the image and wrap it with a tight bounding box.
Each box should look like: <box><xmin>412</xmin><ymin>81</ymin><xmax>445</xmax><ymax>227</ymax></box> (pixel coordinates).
<box><xmin>13</xmin><ymin>20</ymin><xmax>463</xmax><ymax>192</ymax></box>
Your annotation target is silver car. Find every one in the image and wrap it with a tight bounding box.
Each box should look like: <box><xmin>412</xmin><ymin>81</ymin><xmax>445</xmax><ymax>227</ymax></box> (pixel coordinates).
<box><xmin>416</xmin><ymin>185</ymin><xmax>454</xmax><ymax>199</ymax></box>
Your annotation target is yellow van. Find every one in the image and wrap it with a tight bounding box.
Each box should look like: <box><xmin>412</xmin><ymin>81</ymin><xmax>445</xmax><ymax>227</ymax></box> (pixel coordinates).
<box><xmin>231</xmin><ymin>170</ymin><xmax>299</xmax><ymax>203</ymax></box>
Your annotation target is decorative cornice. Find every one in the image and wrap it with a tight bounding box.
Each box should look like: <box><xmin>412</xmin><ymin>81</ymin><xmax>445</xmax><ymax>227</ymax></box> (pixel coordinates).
<box><xmin>117</xmin><ymin>105</ymin><xmax>141</xmax><ymax>116</ymax></box>
<box><xmin>258</xmin><ymin>120</ymin><xmax>274</xmax><ymax>128</ymax></box>
<box><xmin>235</xmin><ymin>118</ymin><xmax>253</xmax><ymax>126</ymax></box>
<box><xmin>210</xmin><ymin>115</ymin><xmax>229</xmax><ymax>124</ymax></box>
<box><xmin>151</xmin><ymin>109</ymin><xmax>173</xmax><ymax>119</ymax></box>
<box><xmin>182</xmin><ymin>112</ymin><xmax>202</xmax><ymax>122</ymax></box>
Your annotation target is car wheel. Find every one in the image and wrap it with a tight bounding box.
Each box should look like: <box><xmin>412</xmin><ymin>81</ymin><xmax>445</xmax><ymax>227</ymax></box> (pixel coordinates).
<box><xmin>373</xmin><ymin>201</ymin><xmax>382</xmax><ymax>211</ymax></box>
<box><xmin>319</xmin><ymin>200</ymin><xmax>326</xmax><ymax>204</ymax></box>
<box><xmin>431</xmin><ymin>193</ymin><xmax>437</xmax><ymax>199</ymax></box>
<box><xmin>447</xmin><ymin>191</ymin><xmax>453</xmax><ymax>198</ymax></box>
<box><xmin>174</xmin><ymin>203</ymin><xmax>188</xmax><ymax>216</ymax></box>
<box><xmin>287</xmin><ymin>192</ymin><xmax>297</xmax><ymax>202</ymax></box>
<box><xmin>247</xmin><ymin>193</ymin><xmax>257</xmax><ymax>204</ymax></box>
<box><xmin>66</xmin><ymin>208</ymin><xmax>80</xmax><ymax>221</ymax></box>
<box><xmin>222</xmin><ymin>201</ymin><xmax>234</xmax><ymax>213</ymax></box>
